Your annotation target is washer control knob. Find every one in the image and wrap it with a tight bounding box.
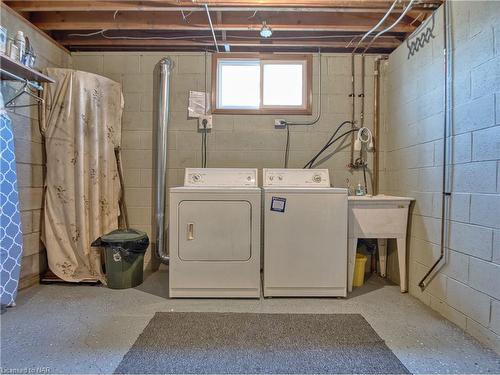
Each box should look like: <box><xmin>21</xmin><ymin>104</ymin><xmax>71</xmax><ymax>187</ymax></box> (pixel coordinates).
<box><xmin>312</xmin><ymin>174</ymin><xmax>322</xmax><ymax>183</ymax></box>
<box><xmin>192</xmin><ymin>173</ymin><xmax>201</xmax><ymax>182</ymax></box>
<box><xmin>269</xmin><ymin>175</ymin><xmax>274</xmax><ymax>181</ymax></box>
<box><xmin>246</xmin><ymin>176</ymin><xmax>252</xmax><ymax>181</ymax></box>
<box><xmin>278</xmin><ymin>175</ymin><xmax>283</xmax><ymax>181</ymax></box>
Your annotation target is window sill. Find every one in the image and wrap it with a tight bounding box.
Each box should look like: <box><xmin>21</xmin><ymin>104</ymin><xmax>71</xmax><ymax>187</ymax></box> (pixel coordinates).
<box><xmin>211</xmin><ymin>108</ymin><xmax>312</xmax><ymax>115</ymax></box>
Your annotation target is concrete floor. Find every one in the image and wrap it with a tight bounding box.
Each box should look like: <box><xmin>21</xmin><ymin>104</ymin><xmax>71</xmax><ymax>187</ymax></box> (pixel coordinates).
<box><xmin>1</xmin><ymin>270</ymin><xmax>499</xmax><ymax>374</ymax></box>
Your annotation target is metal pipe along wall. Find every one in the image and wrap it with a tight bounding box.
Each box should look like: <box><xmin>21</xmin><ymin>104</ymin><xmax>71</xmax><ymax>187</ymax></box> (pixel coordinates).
<box><xmin>419</xmin><ymin>0</ymin><xmax>451</xmax><ymax>289</ymax></box>
<box><xmin>153</xmin><ymin>57</ymin><xmax>174</xmax><ymax>264</ymax></box>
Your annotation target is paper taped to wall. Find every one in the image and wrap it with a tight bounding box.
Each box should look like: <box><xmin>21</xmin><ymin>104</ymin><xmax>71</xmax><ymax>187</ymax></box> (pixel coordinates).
<box><xmin>188</xmin><ymin>91</ymin><xmax>210</xmax><ymax>118</ymax></box>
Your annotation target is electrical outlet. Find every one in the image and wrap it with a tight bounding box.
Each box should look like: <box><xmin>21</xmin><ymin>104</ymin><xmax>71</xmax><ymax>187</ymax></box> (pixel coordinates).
<box><xmin>198</xmin><ymin>115</ymin><xmax>213</xmax><ymax>130</ymax></box>
<box><xmin>274</xmin><ymin>119</ymin><xmax>287</xmax><ymax>128</ymax></box>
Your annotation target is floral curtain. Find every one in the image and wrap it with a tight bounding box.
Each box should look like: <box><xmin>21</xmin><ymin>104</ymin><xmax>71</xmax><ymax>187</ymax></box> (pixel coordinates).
<box><xmin>41</xmin><ymin>68</ymin><xmax>123</xmax><ymax>283</ymax></box>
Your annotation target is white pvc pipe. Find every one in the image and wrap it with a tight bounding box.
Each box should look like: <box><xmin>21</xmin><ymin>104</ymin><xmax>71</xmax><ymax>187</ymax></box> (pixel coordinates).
<box><xmin>363</xmin><ymin>0</ymin><xmax>416</xmax><ymax>53</ymax></box>
<box><xmin>205</xmin><ymin>4</ymin><xmax>220</xmax><ymax>52</ymax></box>
<box><xmin>351</xmin><ymin>0</ymin><xmax>399</xmax><ymax>53</ymax></box>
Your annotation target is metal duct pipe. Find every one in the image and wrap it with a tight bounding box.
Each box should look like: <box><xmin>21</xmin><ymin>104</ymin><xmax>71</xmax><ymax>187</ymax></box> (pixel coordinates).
<box><xmin>153</xmin><ymin>57</ymin><xmax>174</xmax><ymax>264</ymax></box>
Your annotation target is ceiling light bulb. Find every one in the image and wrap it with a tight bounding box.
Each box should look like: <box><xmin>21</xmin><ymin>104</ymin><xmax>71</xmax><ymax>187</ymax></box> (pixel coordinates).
<box><xmin>260</xmin><ymin>22</ymin><xmax>272</xmax><ymax>38</ymax></box>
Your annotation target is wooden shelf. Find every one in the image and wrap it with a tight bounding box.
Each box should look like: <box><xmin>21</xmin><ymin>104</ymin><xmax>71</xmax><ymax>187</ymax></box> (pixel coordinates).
<box><xmin>0</xmin><ymin>53</ymin><xmax>55</xmax><ymax>83</ymax></box>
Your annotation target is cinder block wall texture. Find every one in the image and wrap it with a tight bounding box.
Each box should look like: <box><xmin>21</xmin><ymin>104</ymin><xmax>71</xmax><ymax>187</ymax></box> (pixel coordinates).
<box><xmin>71</xmin><ymin>51</ymin><xmax>378</xmax><ymax>267</ymax></box>
<box><xmin>0</xmin><ymin>4</ymin><xmax>72</xmax><ymax>289</ymax></box>
<box><xmin>380</xmin><ymin>3</ymin><xmax>499</xmax><ymax>352</ymax></box>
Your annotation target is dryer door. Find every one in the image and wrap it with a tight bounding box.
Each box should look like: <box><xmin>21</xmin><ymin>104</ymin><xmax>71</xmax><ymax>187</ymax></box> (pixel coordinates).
<box><xmin>178</xmin><ymin>200</ymin><xmax>252</xmax><ymax>261</ymax></box>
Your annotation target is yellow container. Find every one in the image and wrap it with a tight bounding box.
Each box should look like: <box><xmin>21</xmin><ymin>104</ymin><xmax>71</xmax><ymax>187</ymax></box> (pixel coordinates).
<box><xmin>353</xmin><ymin>253</ymin><xmax>368</xmax><ymax>287</ymax></box>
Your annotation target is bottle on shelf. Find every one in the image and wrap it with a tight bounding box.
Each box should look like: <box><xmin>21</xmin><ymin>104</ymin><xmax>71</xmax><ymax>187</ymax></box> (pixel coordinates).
<box><xmin>14</xmin><ymin>30</ymin><xmax>25</xmax><ymax>62</ymax></box>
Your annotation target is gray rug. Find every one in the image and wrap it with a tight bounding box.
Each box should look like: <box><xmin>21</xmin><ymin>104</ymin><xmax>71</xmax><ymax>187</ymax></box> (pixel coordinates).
<box><xmin>115</xmin><ymin>312</ymin><xmax>409</xmax><ymax>374</ymax></box>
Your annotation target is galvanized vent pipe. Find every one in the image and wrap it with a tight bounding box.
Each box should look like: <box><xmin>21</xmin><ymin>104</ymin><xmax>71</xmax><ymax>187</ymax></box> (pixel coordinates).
<box><xmin>153</xmin><ymin>57</ymin><xmax>173</xmax><ymax>264</ymax></box>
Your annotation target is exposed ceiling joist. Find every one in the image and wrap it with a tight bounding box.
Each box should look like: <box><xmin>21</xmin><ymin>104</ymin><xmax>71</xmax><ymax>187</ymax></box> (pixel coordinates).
<box><xmin>5</xmin><ymin>0</ymin><xmax>435</xmax><ymax>14</ymax></box>
<box><xmin>180</xmin><ymin>0</ymin><xmax>439</xmax><ymax>6</ymax></box>
<box><xmin>2</xmin><ymin>0</ymin><xmax>443</xmax><ymax>53</ymax></box>
<box><xmin>30</xmin><ymin>11</ymin><xmax>416</xmax><ymax>32</ymax></box>
<box><xmin>59</xmin><ymin>37</ymin><xmax>401</xmax><ymax>49</ymax></box>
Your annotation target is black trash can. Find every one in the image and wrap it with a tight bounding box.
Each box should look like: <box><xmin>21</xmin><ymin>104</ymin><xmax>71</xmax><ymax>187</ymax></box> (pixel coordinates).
<box><xmin>91</xmin><ymin>229</ymin><xmax>149</xmax><ymax>289</ymax></box>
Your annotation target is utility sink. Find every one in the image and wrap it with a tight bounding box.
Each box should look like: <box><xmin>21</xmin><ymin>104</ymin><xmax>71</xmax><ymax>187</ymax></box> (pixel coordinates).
<box><xmin>347</xmin><ymin>194</ymin><xmax>414</xmax><ymax>293</ymax></box>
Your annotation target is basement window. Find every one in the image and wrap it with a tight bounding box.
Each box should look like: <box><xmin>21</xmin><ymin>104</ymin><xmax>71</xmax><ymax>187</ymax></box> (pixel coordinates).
<box><xmin>212</xmin><ymin>53</ymin><xmax>312</xmax><ymax>115</ymax></box>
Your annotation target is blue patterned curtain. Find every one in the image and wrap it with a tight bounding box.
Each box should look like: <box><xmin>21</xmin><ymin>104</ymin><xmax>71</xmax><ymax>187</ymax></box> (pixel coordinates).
<box><xmin>0</xmin><ymin>108</ymin><xmax>23</xmax><ymax>307</ymax></box>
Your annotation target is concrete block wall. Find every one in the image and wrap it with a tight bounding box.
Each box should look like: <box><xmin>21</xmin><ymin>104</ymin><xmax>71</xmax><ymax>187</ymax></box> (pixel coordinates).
<box><xmin>380</xmin><ymin>2</ymin><xmax>500</xmax><ymax>353</ymax></box>
<box><xmin>0</xmin><ymin>4</ymin><xmax>72</xmax><ymax>289</ymax></box>
<box><xmin>72</xmin><ymin>51</ymin><xmax>378</xmax><ymax>267</ymax></box>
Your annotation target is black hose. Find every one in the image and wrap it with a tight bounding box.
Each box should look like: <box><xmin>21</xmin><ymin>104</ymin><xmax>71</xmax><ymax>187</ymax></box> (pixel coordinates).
<box><xmin>201</xmin><ymin>131</ymin><xmax>204</xmax><ymax>167</ymax></box>
<box><xmin>303</xmin><ymin>121</ymin><xmax>355</xmax><ymax>168</ymax></box>
<box><xmin>204</xmin><ymin>131</ymin><xmax>207</xmax><ymax>167</ymax></box>
<box><xmin>304</xmin><ymin>128</ymin><xmax>359</xmax><ymax>169</ymax></box>
<box><xmin>304</xmin><ymin>120</ymin><xmax>352</xmax><ymax>168</ymax></box>
<box><xmin>284</xmin><ymin>124</ymin><xmax>290</xmax><ymax>168</ymax></box>
<box><xmin>202</xmin><ymin>128</ymin><xmax>207</xmax><ymax>167</ymax></box>
<box><xmin>201</xmin><ymin>123</ymin><xmax>207</xmax><ymax>168</ymax></box>
<box><xmin>363</xmin><ymin>162</ymin><xmax>368</xmax><ymax>195</ymax></box>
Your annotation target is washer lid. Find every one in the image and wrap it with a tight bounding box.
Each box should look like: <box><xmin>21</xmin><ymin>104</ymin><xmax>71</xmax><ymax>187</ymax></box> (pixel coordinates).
<box><xmin>184</xmin><ymin>168</ymin><xmax>258</xmax><ymax>187</ymax></box>
<box><xmin>263</xmin><ymin>168</ymin><xmax>330</xmax><ymax>187</ymax></box>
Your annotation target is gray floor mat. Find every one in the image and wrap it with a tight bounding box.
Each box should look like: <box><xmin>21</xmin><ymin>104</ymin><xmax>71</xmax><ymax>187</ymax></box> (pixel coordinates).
<box><xmin>115</xmin><ymin>312</ymin><xmax>410</xmax><ymax>374</ymax></box>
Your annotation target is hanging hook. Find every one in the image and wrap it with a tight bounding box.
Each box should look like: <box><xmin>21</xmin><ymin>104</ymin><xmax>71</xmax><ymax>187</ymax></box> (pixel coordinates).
<box><xmin>5</xmin><ymin>80</ymin><xmax>44</xmax><ymax>109</ymax></box>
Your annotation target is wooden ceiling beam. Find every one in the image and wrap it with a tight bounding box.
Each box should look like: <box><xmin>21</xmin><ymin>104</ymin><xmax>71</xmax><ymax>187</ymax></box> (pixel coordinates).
<box><xmin>30</xmin><ymin>11</ymin><xmax>415</xmax><ymax>32</ymax></box>
<box><xmin>182</xmin><ymin>0</ymin><xmax>441</xmax><ymax>6</ymax></box>
<box><xmin>5</xmin><ymin>1</ymin><xmax>437</xmax><ymax>14</ymax></box>
<box><xmin>58</xmin><ymin>37</ymin><xmax>401</xmax><ymax>49</ymax></box>
<box><xmin>68</xmin><ymin>45</ymin><xmax>396</xmax><ymax>53</ymax></box>
<box><xmin>3</xmin><ymin>0</ymin><xmax>443</xmax><ymax>53</ymax></box>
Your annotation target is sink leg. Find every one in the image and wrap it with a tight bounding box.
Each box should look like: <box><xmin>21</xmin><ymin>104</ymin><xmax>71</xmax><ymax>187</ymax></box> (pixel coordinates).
<box><xmin>396</xmin><ymin>237</ymin><xmax>407</xmax><ymax>293</ymax></box>
<box><xmin>378</xmin><ymin>238</ymin><xmax>387</xmax><ymax>277</ymax></box>
<box><xmin>348</xmin><ymin>238</ymin><xmax>357</xmax><ymax>293</ymax></box>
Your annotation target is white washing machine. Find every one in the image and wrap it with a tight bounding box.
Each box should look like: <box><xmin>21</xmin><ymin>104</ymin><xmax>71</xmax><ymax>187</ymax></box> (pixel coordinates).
<box><xmin>169</xmin><ymin>168</ymin><xmax>261</xmax><ymax>298</ymax></box>
<box><xmin>263</xmin><ymin>169</ymin><xmax>348</xmax><ymax>297</ymax></box>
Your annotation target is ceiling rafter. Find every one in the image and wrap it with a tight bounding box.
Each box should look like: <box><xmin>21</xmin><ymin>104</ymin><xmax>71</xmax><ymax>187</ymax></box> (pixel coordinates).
<box><xmin>2</xmin><ymin>0</ymin><xmax>443</xmax><ymax>53</ymax></box>
<box><xmin>59</xmin><ymin>38</ymin><xmax>400</xmax><ymax>48</ymax></box>
<box><xmin>29</xmin><ymin>11</ymin><xmax>417</xmax><ymax>32</ymax></box>
<box><xmin>5</xmin><ymin>0</ymin><xmax>436</xmax><ymax>14</ymax></box>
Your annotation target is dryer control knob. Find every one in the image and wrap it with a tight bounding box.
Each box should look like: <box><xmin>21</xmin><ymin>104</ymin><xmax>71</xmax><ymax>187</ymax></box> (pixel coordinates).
<box><xmin>313</xmin><ymin>174</ymin><xmax>322</xmax><ymax>183</ymax></box>
<box><xmin>192</xmin><ymin>173</ymin><xmax>202</xmax><ymax>182</ymax></box>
